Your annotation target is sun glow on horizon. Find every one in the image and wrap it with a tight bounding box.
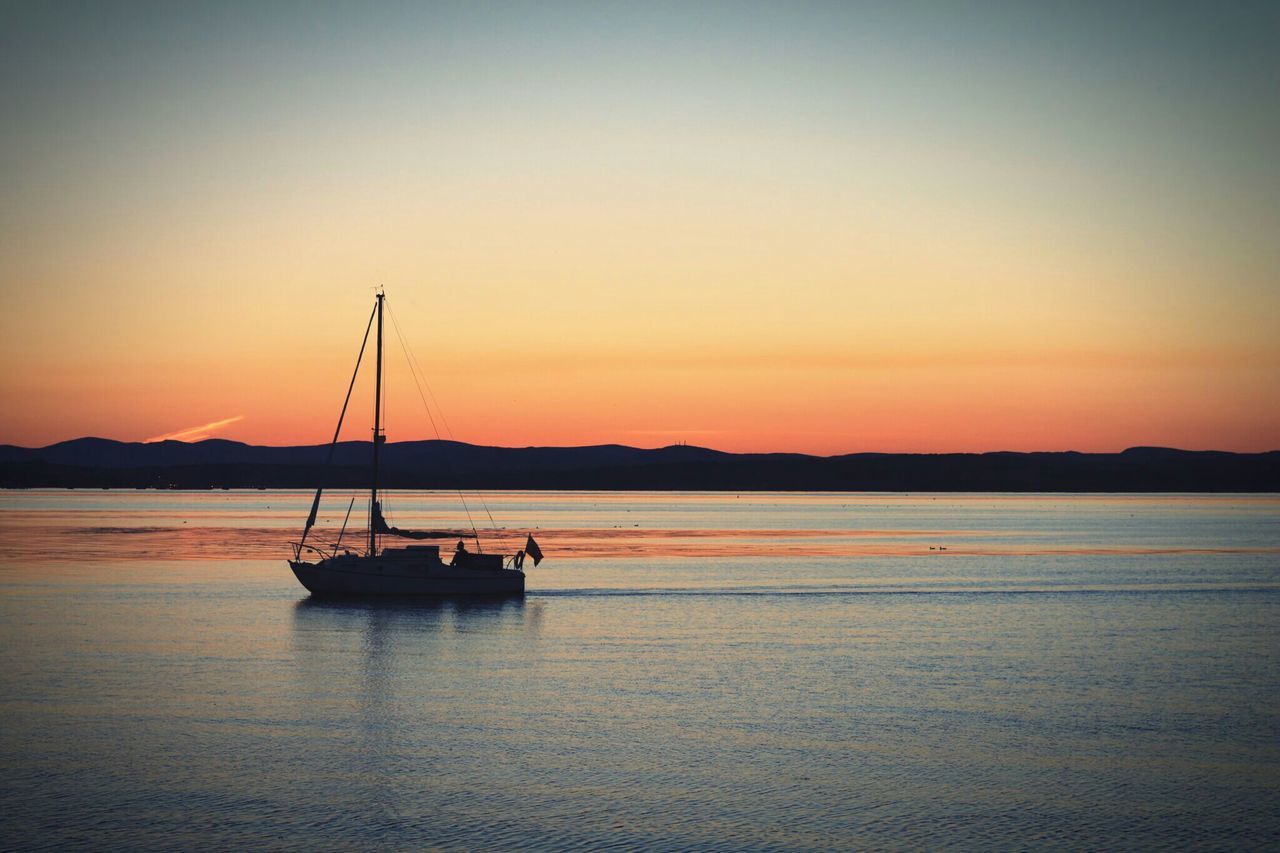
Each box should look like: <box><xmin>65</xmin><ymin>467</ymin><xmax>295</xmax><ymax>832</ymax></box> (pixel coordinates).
<box><xmin>1</xmin><ymin>3</ymin><xmax>1277</xmax><ymax>453</ymax></box>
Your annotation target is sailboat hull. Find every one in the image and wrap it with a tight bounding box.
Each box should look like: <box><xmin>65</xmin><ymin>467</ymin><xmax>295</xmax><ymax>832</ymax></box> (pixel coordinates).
<box><xmin>289</xmin><ymin>555</ymin><xmax>524</xmax><ymax>598</ymax></box>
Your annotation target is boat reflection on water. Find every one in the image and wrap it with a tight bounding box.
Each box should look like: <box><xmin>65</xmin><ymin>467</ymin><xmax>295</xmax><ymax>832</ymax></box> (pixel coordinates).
<box><xmin>290</xmin><ymin>595</ymin><xmax>541</xmax><ymax>670</ymax></box>
<box><xmin>292</xmin><ymin>594</ymin><xmax>532</xmax><ymax>634</ymax></box>
<box><xmin>289</xmin><ymin>594</ymin><xmax>541</xmax><ymax>733</ymax></box>
<box><xmin>288</xmin><ymin>594</ymin><xmax>540</xmax><ymax>824</ymax></box>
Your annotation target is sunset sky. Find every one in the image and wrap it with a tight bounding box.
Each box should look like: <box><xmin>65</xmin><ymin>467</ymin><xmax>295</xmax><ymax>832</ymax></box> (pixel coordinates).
<box><xmin>2</xmin><ymin>2</ymin><xmax>1277</xmax><ymax>454</ymax></box>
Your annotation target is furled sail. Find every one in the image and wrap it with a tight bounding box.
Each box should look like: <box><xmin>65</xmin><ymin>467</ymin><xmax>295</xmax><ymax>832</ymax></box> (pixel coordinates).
<box><xmin>303</xmin><ymin>488</ymin><xmax>323</xmax><ymax>537</ymax></box>
<box><xmin>371</xmin><ymin>501</ymin><xmax>467</xmax><ymax>540</ymax></box>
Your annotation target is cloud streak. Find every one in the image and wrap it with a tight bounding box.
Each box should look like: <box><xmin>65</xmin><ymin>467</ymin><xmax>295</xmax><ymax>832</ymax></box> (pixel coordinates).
<box><xmin>145</xmin><ymin>415</ymin><xmax>244</xmax><ymax>443</ymax></box>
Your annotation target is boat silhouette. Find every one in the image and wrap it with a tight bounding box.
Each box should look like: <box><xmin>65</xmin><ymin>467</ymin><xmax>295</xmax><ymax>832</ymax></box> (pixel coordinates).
<box><xmin>287</xmin><ymin>290</ymin><xmax>535</xmax><ymax>597</ymax></box>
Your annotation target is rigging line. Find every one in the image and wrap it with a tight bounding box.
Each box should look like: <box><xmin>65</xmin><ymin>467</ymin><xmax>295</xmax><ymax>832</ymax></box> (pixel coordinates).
<box><xmin>386</xmin><ymin>300</ymin><xmax>501</xmax><ymax>535</ymax></box>
<box><xmin>299</xmin><ymin>301</ymin><xmax>377</xmax><ymax>549</ymax></box>
<box><xmin>384</xmin><ymin>298</ymin><xmax>487</xmax><ymax>550</ymax></box>
<box><xmin>386</xmin><ymin>299</ymin><xmax>457</xmax><ymax>438</ymax></box>
<box><xmin>390</xmin><ymin>336</ymin><xmax>483</xmax><ymax>548</ymax></box>
<box><xmin>386</xmin><ymin>305</ymin><xmax>442</xmax><ymax>439</ymax></box>
<box><xmin>331</xmin><ymin>302</ymin><xmax>378</xmax><ymax>452</ymax></box>
<box><xmin>335</xmin><ymin>496</ymin><xmax>356</xmax><ymax>552</ymax></box>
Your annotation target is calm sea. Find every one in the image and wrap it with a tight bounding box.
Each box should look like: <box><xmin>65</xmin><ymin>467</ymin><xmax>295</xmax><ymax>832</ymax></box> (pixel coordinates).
<box><xmin>1</xmin><ymin>490</ymin><xmax>1278</xmax><ymax>850</ymax></box>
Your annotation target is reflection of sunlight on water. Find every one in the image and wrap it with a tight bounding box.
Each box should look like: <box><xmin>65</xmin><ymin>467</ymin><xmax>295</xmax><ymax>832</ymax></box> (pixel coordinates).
<box><xmin>2</xmin><ymin>491</ymin><xmax>1278</xmax><ymax>596</ymax></box>
<box><xmin>3</xmin><ymin>522</ymin><xmax>1278</xmax><ymax>565</ymax></box>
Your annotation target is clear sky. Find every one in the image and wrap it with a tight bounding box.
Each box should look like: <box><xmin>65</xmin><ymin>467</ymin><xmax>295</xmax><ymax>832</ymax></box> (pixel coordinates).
<box><xmin>2</xmin><ymin>1</ymin><xmax>1277</xmax><ymax>453</ymax></box>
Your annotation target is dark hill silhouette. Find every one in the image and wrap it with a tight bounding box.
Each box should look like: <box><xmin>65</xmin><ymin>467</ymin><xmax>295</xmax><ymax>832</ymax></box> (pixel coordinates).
<box><xmin>0</xmin><ymin>438</ymin><xmax>1276</xmax><ymax>491</ymax></box>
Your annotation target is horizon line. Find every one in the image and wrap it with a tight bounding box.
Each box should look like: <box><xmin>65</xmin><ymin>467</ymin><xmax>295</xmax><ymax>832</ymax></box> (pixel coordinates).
<box><xmin>3</xmin><ymin>435</ymin><xmax>1276</xmax><ymax>457</ymax></box>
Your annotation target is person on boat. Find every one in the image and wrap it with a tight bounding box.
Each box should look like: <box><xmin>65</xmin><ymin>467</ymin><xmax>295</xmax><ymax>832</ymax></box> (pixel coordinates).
<box><xmin>453</xmin><ymin>539</ymin><xmax>467</xmax><ymax>566</ymax></box>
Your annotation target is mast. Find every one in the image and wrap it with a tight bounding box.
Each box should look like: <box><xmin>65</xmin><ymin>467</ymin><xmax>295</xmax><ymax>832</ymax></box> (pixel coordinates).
<box><xmin>370</xmin><ymin>290</ymin><xmax>385</xmax><ymax>556</ymax></box>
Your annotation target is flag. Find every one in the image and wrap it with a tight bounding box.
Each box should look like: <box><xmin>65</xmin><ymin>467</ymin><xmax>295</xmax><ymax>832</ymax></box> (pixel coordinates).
<box><xmin>525</xmin><ymin>534</ymin><xmax>543</xmax><ymax>567</ymax></box>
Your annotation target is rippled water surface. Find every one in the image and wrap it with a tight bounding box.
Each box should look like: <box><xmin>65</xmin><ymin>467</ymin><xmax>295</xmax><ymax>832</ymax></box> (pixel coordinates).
<box><xmin>2</xmin><ymin>490</ymin><xmax>1278</xmax><ymax>849</ymax></box>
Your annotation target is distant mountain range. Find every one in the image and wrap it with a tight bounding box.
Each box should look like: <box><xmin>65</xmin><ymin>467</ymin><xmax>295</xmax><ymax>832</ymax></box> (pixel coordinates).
<box><xmin>1</xmin><ymin>437</ymin><xmax>1277</xmax><ymax>491</ymax></box>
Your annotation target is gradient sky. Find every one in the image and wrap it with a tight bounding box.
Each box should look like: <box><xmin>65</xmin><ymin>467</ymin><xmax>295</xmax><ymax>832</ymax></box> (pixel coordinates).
<box><xmin>2</xmin><ymin>1</ymin><xmax>1277</xmax><ymax>453</ymax></box>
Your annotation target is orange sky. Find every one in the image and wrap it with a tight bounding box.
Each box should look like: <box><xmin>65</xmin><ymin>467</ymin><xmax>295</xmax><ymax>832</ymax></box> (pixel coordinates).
<box><xmin>1</xmin><ymin>3</ymin><xmax>1277</xmax><ymax>453</ymax></box>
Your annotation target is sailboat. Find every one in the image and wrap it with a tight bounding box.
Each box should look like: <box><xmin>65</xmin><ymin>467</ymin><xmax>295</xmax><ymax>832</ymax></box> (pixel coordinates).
<box><xmin>287</xmin><ymin>290</ymin><xmax>535</xmax><ymax>597</ymax></box>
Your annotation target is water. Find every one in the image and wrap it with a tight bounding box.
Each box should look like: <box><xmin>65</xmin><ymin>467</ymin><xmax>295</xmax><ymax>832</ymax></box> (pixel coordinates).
<box><xmin>1</xmin><ymin>490</ymin><xmax>1278</xmax><ymax>849</ymax></box>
